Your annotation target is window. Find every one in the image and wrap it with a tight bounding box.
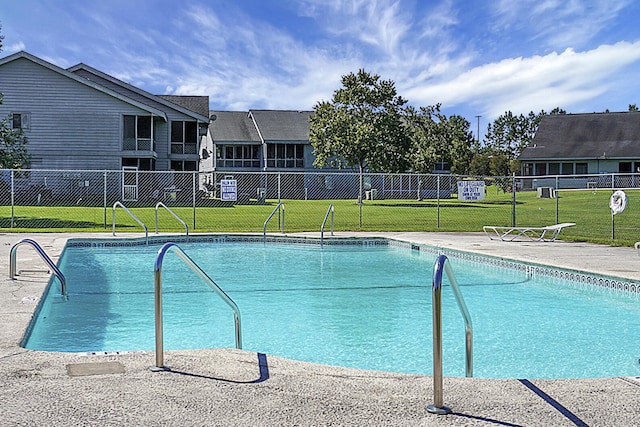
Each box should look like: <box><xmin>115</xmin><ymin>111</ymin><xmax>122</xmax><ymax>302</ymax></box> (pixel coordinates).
<box><xmin>522</xmin><ymin>163</ymin><xmax>534</xmax><ymax>176</ymax></box>
<box><xmin>123</xmin><ymin>115</ymin><xmax>153</xmax><ymax>151</ymax></box>
<box><xmin>215</xmin><ymin>144</ymin><xmax>261</xmax><ymax>168</ymax></box>
<box><xmin>433</xmin><ymin>160</ymin><xmax>450</xmax><ymax>173</ymax></box>
<box><xmin>122</xmin><ymin>158</ymin><xmax>155</xmax><ymax>171</ymax></box>
<box><xmin>266</xmin><ymin>144</ymin><xmax>304</xmax><ymax>168</ymax></box>
<box><xmin>534</xmin><ymin>163</ymin><xmax>547</xmax><ymax>175</ymax></box>
<box><xmin>171</xmin><ymin>160</ymin><xmax>198</xmax><ymax>171</ymax></box>
<box><xmin>11</xmin><ymin>112</ymin><xmax>30</xmax><ymax>130</ymax></box>
<box><xmin>619</xmin><ymin>162</ymin><xmax>632</xmax><ymax>173</ymax></box>
<box><xmin>561</xmin><ymin>163</ymin><xmax>573</xmax><ymax>175</ymax></box>
<box><xmin>548</xmin><ymin>163</ymin><xmax>560</xmax><ymax>175</ymax></box>
<box><xmin>575</xmin><ymin>163</ymin><xmax>588</xmax><ymax>174</ymax></box>
<box><xmin>171</xmin><ymin>121</ymin><xmax>198</xmax><ymax>154</ymax></box>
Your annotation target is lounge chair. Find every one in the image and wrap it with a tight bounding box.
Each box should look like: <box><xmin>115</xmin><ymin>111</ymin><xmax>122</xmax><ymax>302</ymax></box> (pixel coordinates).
<box><xmin>483</xmin><ymin>223</ymin><xmax>576</xmax><ymax>242</ymax></box>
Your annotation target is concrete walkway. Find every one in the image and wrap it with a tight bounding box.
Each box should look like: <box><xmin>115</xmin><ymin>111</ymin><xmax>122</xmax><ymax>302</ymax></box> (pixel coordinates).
<box><xmin>2</xmin><ymin>232</ymin><xmax>640</xmax><ymax>426</ymax></box>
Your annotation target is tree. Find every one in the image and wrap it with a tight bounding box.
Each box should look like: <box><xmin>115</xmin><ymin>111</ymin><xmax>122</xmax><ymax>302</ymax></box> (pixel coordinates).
<box><xmin>482</xmin><ymin>108</ymin><xmax>565</xmax><ymax>174</ymax></box>
<box><xmin>309</xmin><ymin>69</ymin><xmax>411</xmax><ymax>174</ymax></box>
<box><xmin>441</xmin><ymin>114</ymin><xmax>474</xmax><ymax>174</ymax></box>
<box><xmin>404</xmin><ymin>104</ymin><xmax>445</xmax><ymax>174</ymax></box>
<box><xmin>629</xmin><ymin>104</ymin><xmax>638</xmax><ymax>112</ymax></box>
<box><xmin>0</xmin><ymin>125</ymin><xmax>29</xmax><ymax>168</ymax></box>
<box><xmin>0</xmin><ymin>24</ymin><xmax>31</xmax><ymax>169</ymax></box>
<box><xmin>406</xmin><ymin>106</ymin><xmax>474</xmax><ymax>175</ymax></box>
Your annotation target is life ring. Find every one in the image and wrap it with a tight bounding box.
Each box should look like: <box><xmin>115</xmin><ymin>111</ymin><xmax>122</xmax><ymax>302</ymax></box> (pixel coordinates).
<box><xmin>609</xmin><ymin>190</ymin><xmax>627</xmax><ymax>215</ymax></box>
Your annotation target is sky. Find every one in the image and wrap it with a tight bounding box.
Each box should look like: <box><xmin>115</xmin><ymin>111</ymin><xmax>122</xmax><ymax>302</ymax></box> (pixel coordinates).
<box><xmin>3</xmin><ymin>0</ymin><xmax>640</xmax><ymax>140</ymax></box>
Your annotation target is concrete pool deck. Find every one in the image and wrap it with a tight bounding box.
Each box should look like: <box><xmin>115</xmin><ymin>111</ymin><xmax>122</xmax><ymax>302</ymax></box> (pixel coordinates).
<box><xmin>1</xmin><ymin>231</ymin><xmax>640</xmax><ymax>426</ymax></box>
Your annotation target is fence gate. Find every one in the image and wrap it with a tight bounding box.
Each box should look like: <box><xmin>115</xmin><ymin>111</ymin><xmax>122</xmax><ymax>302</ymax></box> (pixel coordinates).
<box><xmin>122</xmin><ymin>166</ymin><xmax>139</xmax><ymax>201</ymax></box>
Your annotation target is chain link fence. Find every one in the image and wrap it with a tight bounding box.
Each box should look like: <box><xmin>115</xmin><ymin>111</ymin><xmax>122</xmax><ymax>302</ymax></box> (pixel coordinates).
<box><xmin>0</xmin><ymin>169</ymin><xmax>638</xmax><ymax>245</ymax></box>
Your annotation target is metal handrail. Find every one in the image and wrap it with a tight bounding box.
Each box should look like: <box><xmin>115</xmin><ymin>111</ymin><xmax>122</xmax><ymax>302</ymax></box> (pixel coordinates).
<box><xmin>263</xmin><ymin>202</ymin><xmax>285</xmax><ymax>241</ymax></box>
<box><xmin>151</xmin><ymin>242</ymin><xmax>242</xmax><ymax>371</ymax></box>
<box><xmin>155</xmin><ymin>202</ymin><xmax>189</xmax><ymax>240</ymax></box>
<box><xmin>112</xmin><ymin>201</ymin><xmax>148</xmax><ymax>244</ymax></box>
<box><xmin>10</xmin><ymin>238</ymin><xmax>67</xmax><ymax>297</ymax></box>
<box><xmin>427</xmin><ymin>254</ymin><xmax>473</xmax><ymax>415</ymax></box>
<box><xmin>320</xmin><ymin>204</ymin><xmax>334</xmax><ymax>246</ymax></box>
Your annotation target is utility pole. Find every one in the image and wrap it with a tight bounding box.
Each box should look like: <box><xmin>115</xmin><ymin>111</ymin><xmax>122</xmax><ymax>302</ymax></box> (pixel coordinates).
<box><xmin>475</xmin><ymin>115</ymin><xmax>482</xmax><ymax>144</ymax></box>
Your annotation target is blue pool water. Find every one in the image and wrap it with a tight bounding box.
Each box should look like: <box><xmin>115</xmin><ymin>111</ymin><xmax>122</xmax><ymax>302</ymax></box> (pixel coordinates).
<box><xmin>23</xmin><ymin>237</ymin><xmax>640</xmax><ymax>379</ymax></box>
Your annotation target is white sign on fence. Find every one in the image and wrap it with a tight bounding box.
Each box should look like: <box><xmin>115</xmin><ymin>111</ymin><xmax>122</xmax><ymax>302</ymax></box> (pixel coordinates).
<box><xmin>457</xmin><ymin>180</ymin><xmax>485</xmax><ymax>201</ymax></box>
<box><xmin>221</xmin><ymin>179</ymin><xmax>237</xmax><ymax>201</ymax></box>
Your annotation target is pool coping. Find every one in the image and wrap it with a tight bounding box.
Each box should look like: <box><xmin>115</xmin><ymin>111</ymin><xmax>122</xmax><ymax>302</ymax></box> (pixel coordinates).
<box><xmin>2</xmin><ymin>231</ymin><xmax>640</xmax><ymax>426</ymax></box>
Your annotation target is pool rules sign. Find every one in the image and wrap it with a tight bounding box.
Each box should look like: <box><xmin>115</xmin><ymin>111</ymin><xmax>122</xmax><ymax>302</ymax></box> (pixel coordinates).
<box><xmin>221</xmin><ymin>179</ymin><xmax>237</xmax><ymax>202</ymax></box>
<box><xmin>457</xmin><ymin>180</ymin><xmax>485</xmax><ymax>201</ymax></box>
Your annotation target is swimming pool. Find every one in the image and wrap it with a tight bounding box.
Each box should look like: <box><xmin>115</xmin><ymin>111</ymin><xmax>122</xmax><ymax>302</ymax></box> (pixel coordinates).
<box><xmin>23</xmin><ymin>236</ymin><xmax>640</xmax><ymax>379</ymax></box>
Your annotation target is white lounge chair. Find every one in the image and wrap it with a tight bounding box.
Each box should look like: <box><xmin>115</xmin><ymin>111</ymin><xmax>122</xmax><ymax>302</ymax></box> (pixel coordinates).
<box><xmin>483</xmin><ymin>223</ymin><xmax>576</xmax><ymax>242</ymax></box>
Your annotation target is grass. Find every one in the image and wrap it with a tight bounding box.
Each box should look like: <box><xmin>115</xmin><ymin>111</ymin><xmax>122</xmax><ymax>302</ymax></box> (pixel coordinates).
<box><xmin>1</xmin><ymin>186</ymin><xmax>639</xmax><ymax>246</ymax></box>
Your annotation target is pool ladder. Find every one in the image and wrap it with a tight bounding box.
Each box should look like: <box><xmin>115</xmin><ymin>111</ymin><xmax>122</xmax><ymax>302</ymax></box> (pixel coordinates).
<box><xmin>320</xmin><ymin>204</ymin><xmax>334</xmax><ymax>246</ymax></box>
<box><xmin>112</xmin><ymin>201</ymin><xmax>148</xmax><ymax>244</ymax></box>
<box><xmin>263</xmin><ymin>202</ymin><xmax>285</xmax><ymax>241</ymax></box>
<box><xmin>155</xmin><ymin>202</ymin><xmax>189</xmax><ymax>241</ymax></box>
<box><xmin>427</xmin><ymin>254</ymin><xmax>473</xmax><ymax>415</ymax></box>
<box><xmin>9</xmin><ymin>238</ymin><xmax>67</xmax><ymax>297</ymax></box>
<box><xmin>151</xmin><ymin>242</ymin><xmax>242</xmax><ymax>371</ymax></box>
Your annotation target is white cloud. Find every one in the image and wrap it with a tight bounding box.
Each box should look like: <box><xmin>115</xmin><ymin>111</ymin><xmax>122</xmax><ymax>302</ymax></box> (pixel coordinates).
<box><xmin>492</xmin><ymin>0</ymin><xmax>633</xmax><ymax>49</ymax></box>
<box><xmin>6</xmin><ymin>41</ymin><xmax>25</xmax><ymax>53</ymax></box>
<box><xmin>405</xmin><ymin>41</ymin><xmax>640</xmax><ymax>118</ymax></box>
<box><xmin>297</xmin><ymin>0</ymin><xmax>413</xmax><ymax>56</ymax></box>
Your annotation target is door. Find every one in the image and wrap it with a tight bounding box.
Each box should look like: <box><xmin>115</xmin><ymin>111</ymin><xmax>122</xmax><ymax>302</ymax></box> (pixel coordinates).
<box><xmin>122</xmin><ymin>167</ymin><xmax>138</xmax><ymax>201</ymax></box>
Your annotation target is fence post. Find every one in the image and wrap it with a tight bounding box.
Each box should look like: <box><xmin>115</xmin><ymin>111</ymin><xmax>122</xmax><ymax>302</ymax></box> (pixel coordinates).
<box><xmin>277</xmin><ymin>173</ymin><xmax>281</xmax><ymax>202</ymax></box>
<box><xmin>511</xmin><ymin>173</ymin><xmax>516</xmax><ymax>227</ymax></box>
<box><xmin>103</xmin><ymin>170</ymin><xmax>108</xmax><ymax>229</ymax></box>
<box><xmin>436</xmin><ymin>175</ymin><xmax>441</xmax><ymax>228</ymax></box>
<box><xmin>192</xmin><ymin>171</ymin><xmax>197</xmax><ymax>230</ymax></box>
<box><xmin>10</xmin><ymin>169</ymin><xmax>14</xmax><ymax>228</ymax></box>
<box><xmin>359</xmin><ymin>170</ymin><xmax>363</xmax><ymax>229</ymax></box>
<box><xmin>555</xmin><ymin>175</ymin><xmax>559</xmax><ymax>224</ymax></box>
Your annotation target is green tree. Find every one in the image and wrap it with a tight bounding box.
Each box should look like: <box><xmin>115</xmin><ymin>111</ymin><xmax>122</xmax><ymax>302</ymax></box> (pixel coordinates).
<box><xmin>0</xmin><ymin>24</ymin><xmax>31</xmax><ymax>169</ymax></box>
<box><xmin>441</xmin><ymin>114</ymin><xmax>474</xmax><ymax>174</ymax></box>
<box><xmin>469</xmin><ymin>151</ymin><xmax>491</xmax><ymax>176</ymax></box>
<box><xmin>404</xmin><ymin>104</ymin><xmax>445</xmax><ymax>174</ymax></box>
<box><xmin>0</xmin><ymin>125</ymin><xmax>29</xmax><ymax>168</ymax></box>
<box><xmin>482</xmin><ymin>108</ymin><xmax>565</xmax><ymax>174</ymax></box>
<box><xmin>309</xmin><ymin>69</ymin><xmax>411</xmax><ymax>174</ymax></box>
<box><xmin>629</xmin><ymin>104</ymin><xmax>638</xmax><ymax>112</ymax></box>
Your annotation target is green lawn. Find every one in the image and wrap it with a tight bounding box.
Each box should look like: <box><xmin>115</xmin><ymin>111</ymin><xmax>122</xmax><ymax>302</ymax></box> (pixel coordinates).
<box><xmin>1</xmin><ymin>186</ymin><xmax>638</xmax><ymax>246</ymax></box>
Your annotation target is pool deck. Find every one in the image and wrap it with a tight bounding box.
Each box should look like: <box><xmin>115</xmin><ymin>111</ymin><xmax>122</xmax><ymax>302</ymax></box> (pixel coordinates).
<box><xmin>2</xmin><ymin>231</ymin><xmax>640</xmax><ymax>426</ymax></box>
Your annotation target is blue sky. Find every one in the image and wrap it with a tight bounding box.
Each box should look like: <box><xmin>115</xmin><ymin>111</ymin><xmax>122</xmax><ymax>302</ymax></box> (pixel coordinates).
<box><xmin>3</xmin><ymin>0</ymin><xmax>640</xmax><ymax>139</ymax></box>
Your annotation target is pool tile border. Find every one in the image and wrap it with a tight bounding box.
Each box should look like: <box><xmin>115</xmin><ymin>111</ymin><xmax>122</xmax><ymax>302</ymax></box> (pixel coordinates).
<box><xmin>66</xmin><ymin>234</ymin><xmax>640</xmax><ymax>296</ymax></box>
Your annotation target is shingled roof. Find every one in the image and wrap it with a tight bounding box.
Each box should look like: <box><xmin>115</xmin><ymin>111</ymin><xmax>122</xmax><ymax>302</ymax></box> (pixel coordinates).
<box><xmin>158</xmin><ymin>95</ymin><xmax>210</xmax><ymax>118</ymax></box>
<box><xmin>519</xmin><ymin>112</ymin><xmax>640</xmax><ymax>160</ymax></box>
<box><xmin>249</xmin><ymin>110</ymin><xmax>312</xmax><ymax>142</ymax></box>
<box><xmin>209</xmin><ymin>111</ymin><xmax>261</xmax><ymax>143</ymax></box>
